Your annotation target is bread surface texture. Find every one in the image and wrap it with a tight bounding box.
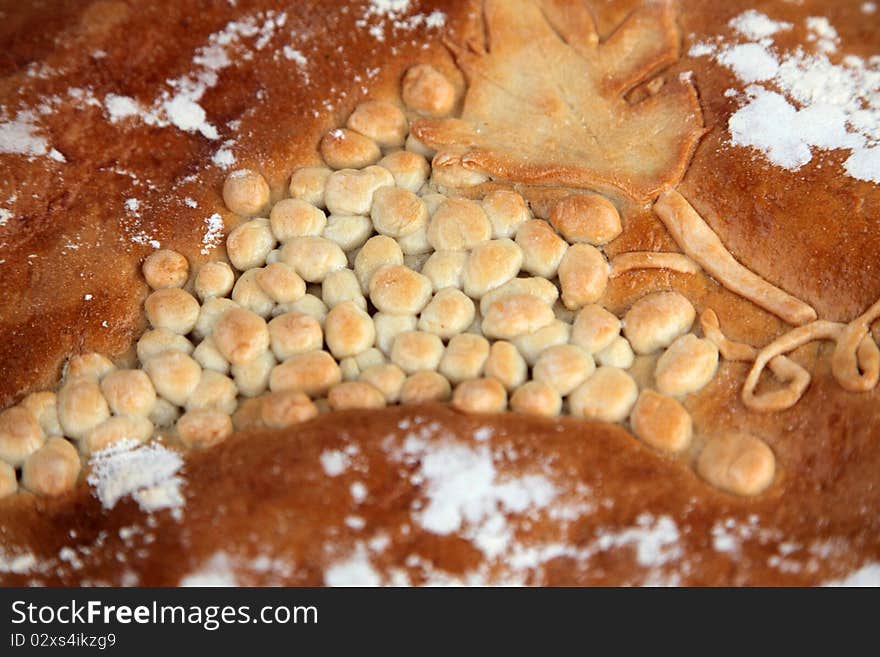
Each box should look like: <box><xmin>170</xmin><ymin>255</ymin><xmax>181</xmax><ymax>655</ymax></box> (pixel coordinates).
<box><xmin>0</xmin><ymin>0</ymin><xmax>879</xmax><ymax>586</ymax></box>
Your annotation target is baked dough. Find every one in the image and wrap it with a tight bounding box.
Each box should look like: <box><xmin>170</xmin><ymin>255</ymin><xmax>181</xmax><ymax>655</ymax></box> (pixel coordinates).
<box><xmin>0</xmin><ymin>0</ymin><xmax>879</xmax><ymax>586</ymax></box>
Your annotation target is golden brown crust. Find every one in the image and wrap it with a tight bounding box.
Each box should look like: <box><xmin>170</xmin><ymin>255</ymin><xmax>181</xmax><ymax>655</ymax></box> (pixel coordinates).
<box><xmin>1</xmin><ymin>0</ymin><xmax>880</xmax><ymax>585</ymax></box>
<box><xmin>1</xmin><ymin>393</ymin><xmax>878</xmax><ymax>586</ymax></box>
<box><xmin>0</xmin><ymin>0</ymin><xmax>474</xmax><ymax>407</ymax></box>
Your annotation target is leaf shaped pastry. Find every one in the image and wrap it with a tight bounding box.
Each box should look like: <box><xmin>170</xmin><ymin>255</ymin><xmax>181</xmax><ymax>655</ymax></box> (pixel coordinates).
<box><xmin>412</xmin><ymin>0</ymin><xmax>705</xmax><ymax>203</ymax></box>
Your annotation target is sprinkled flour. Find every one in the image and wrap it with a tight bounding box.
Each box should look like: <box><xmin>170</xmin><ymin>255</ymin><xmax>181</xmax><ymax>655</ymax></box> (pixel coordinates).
<box><xmin>729</xmin><ymin>9</ymin><xmax>791</xmax><ymax>40</ymax></box>
<box><xmin>179</xmin><ymin>553</ymin><xmax>240</xmax><ymax>586</ymax></box>
<box><xmin>717</xmin><ymin>43</ymin><xmax>781</xmax><ymax>83</ymax></box>
<box><xmin>806</xmin><ymin>16</ymin><xmax>840</xmax><ymax>54</ymax></box>
<box><xmin>357</xmin><ymin>1</ymin><xmax>446</xmax><ymax>42</ymax></box>
<box><xmin>825</xmin><ymin>562</ymin><xmax>880</xmax><ymax>586</ymax></box>
<box><xmin>320</xmin><ymin>449</ymin><xmax>351</xmax><ymax>476</ymax></box>
<box><xmin>350</xmin><ymin>481</ymin><xmax>367</xmax><ymax>503</ymax></box>
<box><xmin>413</xmin><ymin>442</ymin><xmax>557</xmax><ymax>558</ymax></box>
<box><xmin>130</xmin><ymin>231</ymin><xmax>161</xmax><ymax>249</ymax></box>
<box><xmin>211</xmin><ymin>142</ymin><xmax>237</xmax><ymax>168</ymax></box>
<box><xmin>87</xmin><ymin>439</ymin><xmax>185</xmax><ymax>516</ymax></box>
<box><xmin>0</xmin><ymin>111</ymin><xmax>52</xmax><ymax>158</ymax></box>
<box><xmin>104</xmin><ymin>94</ymin><xmax>148</xmax><ymax>124</ymax></box>
<box><xmin>0</xmin><ymin>550</ymin><xmax>38</xmax><ymax>575</ymax></box>
<box><xmin>325</xmin><ymin>544</ymin><xmax>382</xmax><ymax>586</ymax></box>
<box><xmin>282</xmin><ymin>47</ymin><xmax>308</xmax><ymax>67</ymax></box>
<box><xmin>690</xmin><ymin>10</ymin><xmax>880</xmax><ymax>183</ymax></box>
<box><xmin>594</xmin><ymin>515</ymin><xmax>682</xmax><ymax>568</ymax></box>
<box><xmin>124</xmin><ymin>198</ymin><xmax>141</xmax><ymax>215</ymax></box>
<box><xmin>200</xmin><ymin>213</ymin><xmax>224</xmax><ymax>254</ymax></box>
<box><xmin>100</xmin><ymin>11</ymin><xmax>288</xmax><ymax>140</ymax></box>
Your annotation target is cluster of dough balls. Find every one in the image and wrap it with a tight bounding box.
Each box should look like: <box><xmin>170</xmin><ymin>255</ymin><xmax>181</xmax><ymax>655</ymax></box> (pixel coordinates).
<box><xmin>0</xmin><ymin>64</ymin><xmax>773</xmax><ymax>501</ymax></box>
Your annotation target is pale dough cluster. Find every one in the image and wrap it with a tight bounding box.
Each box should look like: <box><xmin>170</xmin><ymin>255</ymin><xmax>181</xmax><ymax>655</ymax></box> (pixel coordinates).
<box><xmin>0</xmin><ymin>64</ymin><xmax>778</xmax><ymax>502</ymax></box>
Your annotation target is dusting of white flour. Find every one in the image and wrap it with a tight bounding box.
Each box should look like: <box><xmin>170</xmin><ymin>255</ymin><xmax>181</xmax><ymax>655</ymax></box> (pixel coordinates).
<box><xmin>412</xmin><ymin>441</ymin><xmax>557</xmax><ymax>559</ymax></box>
<box><xmin>87</xmin><ymin>439</ymin><xmax>185</xmax><ymax>517</ymax></box>
<box><xmin>357</xmin><ymin>1</ymin><xmax>446</xmax><ymax>42</ymax></box>
<box><xmin>179</xmin><ymin>553</ymin><xmax>240</xmax><ymax>586</ymax></box>
<box><xmin>200</xmin><ymin>213</ymin><xmax>224</xmax><ymax>254</ymax></box>
<box><xmin>320</xmin><ymin>449</ymin><xmax>351</xmax><ymax>477</ymax></box>
<box><xmin>102</xmin><ymin>11</ymin><xmax>288</xmax><ymax>141</ymax></box>
<box><xmin>344</xmin><ymin>420</ymin><xmax>689</xmax><ymax>585</ymax></box>
<box><xmin>690</xmin><ymin>10</ymin><xmax>880</xmax><ymax>183</ymax></box>
<box><xmin>729</xmin><ymin>9</ymin><xmax>792</xmax><ymax>40</ymax></box>
<box><xmin>805</xmin><ymin>16</ymin><xmax>840</xmax><ymax>54</ymax></box>
<box><xmin>0</xmin><ymin>550</ymin><xmax>38</xmax><ymax>575</ymax></box>
<box><xmin>211</xmin><ymin>144</ymin><xmax>236</xmax><ymax>168</ymax></box>
<box><xmin>0</xmin><ymin>111</ymin><xmax>50</xmax><ymax>157</ymax></box>
<box><xmin>594</xmin><ymin>515</ymin><xmax>682</xmax><ymax>568</ymax></box>
<box><xmin>325</xmin><ymin>544</ymin><xmax>382</xmax><ymax>586</ymax></box>
<box><xmin>0</xmin><ymin>110</ymin><xmax>63</xmax><ymax>162</ymax></box>
<box><xmin>825</xmin><ymin>562</ymin><xmax>880</xmax><ymax>586</ymax></box>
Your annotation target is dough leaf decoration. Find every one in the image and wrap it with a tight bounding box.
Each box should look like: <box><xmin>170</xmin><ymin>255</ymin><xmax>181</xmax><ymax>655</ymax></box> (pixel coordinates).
<box><xmin>412</xmin><ymin>0</ymin><xmax>706</xmax><ymax>203</ymax></box>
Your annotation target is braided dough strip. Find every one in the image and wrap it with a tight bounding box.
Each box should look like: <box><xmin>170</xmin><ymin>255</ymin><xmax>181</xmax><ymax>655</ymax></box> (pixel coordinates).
<box><xmin>609</xmin><ymin>251</ymin><xmax>700</xmax><ymax>278</ymax></box>
<box><xmin>653</xmin><ymin>190</ymin><xmax>817</xmax><ymax>326</ymax></box>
